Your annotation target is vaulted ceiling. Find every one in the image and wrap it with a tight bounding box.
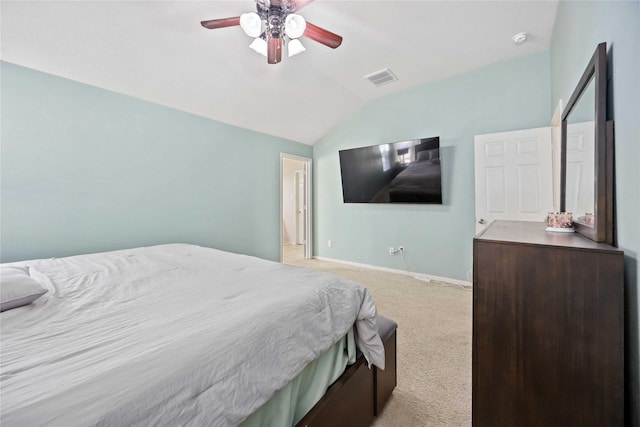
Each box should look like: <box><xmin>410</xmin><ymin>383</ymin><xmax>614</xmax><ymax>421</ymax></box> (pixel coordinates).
<box><xmin>1</xmin><ymin>1</ymin><xmax>559</xmax><ymax>145</ymax></box>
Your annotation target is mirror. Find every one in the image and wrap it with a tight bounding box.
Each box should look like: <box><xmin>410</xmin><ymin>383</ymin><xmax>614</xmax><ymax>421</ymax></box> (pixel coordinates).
<box><xmin>560</xmin><ymin>42</ymin><xmax>613</xmax><ymax>244</ymax></box>
<box><xmin>564</xmin><ymin>77</ymin><xmax>595</xmax><ymax>224</ymax></box>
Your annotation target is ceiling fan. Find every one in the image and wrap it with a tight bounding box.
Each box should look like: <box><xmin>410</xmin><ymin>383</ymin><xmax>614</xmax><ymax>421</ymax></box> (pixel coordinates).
<box><xmin>200</xmin><ymin>0</ymin><xmax>343</xmax><ymax>64</ymax></box>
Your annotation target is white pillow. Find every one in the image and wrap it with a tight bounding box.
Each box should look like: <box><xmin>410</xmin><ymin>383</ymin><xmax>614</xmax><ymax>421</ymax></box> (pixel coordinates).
<box><xmin>1</xmin><ymin>265</ymin><xmax>48</xmax><ymax>312</ymax></box>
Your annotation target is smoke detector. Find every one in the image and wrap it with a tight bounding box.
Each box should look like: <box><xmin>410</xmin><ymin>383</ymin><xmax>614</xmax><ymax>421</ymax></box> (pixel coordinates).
<box><xmin>512</xmin><ymin>32</ymin><xmax>528</xmax><ymax>45</ymax></box>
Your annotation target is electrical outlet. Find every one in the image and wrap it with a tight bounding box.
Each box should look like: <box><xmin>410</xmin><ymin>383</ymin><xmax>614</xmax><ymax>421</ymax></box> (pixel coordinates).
<box><xmin>389</xmin><ymin>247</ymin><xmax>395</xmax><ymax>255</ymax></box>
<box><xmin>328</xmin><ymin>240</ymin><xmax>332</xmax><ymax>247</ymax></box>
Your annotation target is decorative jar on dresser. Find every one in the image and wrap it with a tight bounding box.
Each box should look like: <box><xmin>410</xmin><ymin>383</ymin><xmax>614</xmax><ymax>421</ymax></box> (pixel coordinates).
<box><xmin>473</xmin><ymin>220</ymin><xmax>624</xmax><ymax>426</ymax></box>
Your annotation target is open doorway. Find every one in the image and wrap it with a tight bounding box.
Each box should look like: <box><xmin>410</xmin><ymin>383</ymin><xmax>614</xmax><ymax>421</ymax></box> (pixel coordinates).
<box><xmin>280</xmin><ymin>154</ymin><xmax>312</xmax><ymax>264</ymax></box>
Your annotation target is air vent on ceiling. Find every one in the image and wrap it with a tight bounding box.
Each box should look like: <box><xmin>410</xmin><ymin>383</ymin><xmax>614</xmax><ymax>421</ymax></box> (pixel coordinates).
<box><xmin>364</xmin><ymin>68</ymin><xmax>398</xmax><ymax>87</ymax></box>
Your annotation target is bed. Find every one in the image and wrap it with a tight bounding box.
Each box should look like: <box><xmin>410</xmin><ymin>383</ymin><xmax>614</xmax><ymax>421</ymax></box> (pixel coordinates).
<box><xmin>0</xmin><ymin>243</ymin><xmax>386</xmax><ymax>426</ymax></box>
<box><xmin>388</xmin><ymin>148</ymin><xmax>442</xmax><ymax>203</ymax></box>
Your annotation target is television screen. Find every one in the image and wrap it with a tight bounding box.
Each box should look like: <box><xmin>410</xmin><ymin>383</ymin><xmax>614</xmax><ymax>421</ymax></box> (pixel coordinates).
<box><xmin>338</xmin><ymin>137</ymin><xmax>442</xmax><ymax>204</ymax></box>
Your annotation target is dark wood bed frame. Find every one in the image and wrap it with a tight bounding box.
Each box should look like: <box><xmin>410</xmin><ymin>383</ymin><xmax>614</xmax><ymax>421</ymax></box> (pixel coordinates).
<box><xmin>296</xmin><ymin>317</ymin><xmax>397</xmax><ymax>427</ymax></box>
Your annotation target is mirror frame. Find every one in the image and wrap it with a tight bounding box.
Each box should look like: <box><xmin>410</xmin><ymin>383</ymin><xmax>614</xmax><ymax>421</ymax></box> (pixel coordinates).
<box><xmin>560</xmin><ymin>42</ymin><xmax>614</xmax><ymax>244</ymax></box>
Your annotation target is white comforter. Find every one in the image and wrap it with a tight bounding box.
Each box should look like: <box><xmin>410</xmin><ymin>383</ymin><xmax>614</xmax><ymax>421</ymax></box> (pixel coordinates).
<box><xmin>0</xmin><ymin>244</ymin><xmax>384</xmax><ymax>426</ymax></box>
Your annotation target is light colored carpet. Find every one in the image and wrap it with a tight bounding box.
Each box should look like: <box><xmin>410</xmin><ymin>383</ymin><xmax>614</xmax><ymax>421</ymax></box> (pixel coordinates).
<box><xmin>283</xmin><ymin>245</ymin><xmax>472</xmax><ymax>426</ymax></box>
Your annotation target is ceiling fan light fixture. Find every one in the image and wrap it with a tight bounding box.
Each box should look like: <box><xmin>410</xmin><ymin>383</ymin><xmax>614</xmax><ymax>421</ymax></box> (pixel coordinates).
<box><xmin>249</xmin><ymin>38</ymin><xmax>268</xmax><ymax>56</ymax></box>
<box><xmin>200</xmin><ymin>1</ymin><xmax>343</xmax><ymax>64</ymax></box>
<box><xmin>284</xmin><ymin>14</ymin><xmax>306</xmax><ymax>39</ymax></box>
<box><xmin>240</xmin><ymin>12</ymin><xmax>262</xmax><ymax>38</ymax></box>
<box><xmin>288</xmin><ymin>39</ymin><xmax>306</xmax><ymax>57</ymax></box>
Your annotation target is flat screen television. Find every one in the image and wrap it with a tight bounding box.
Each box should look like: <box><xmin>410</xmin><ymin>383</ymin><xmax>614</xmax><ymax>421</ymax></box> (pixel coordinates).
<box><xmin>339</xmin><ymin>137</ymin><xmax>442</xmax><ymax>204</ymax></box>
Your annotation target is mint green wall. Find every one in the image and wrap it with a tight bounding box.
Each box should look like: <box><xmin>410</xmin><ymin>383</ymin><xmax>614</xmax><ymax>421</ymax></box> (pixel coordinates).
<box><xmin>313</xmin><ymin>52</ymin><xmax>552</xmax><ymax>281</ymax></box>
<box><xmin>0</xmin><ymin>61</ymin><xmax>312</xmax><ymax>263</ymax></box>
<box><xmin>550</xmin><ymin>1</ymin><xmax>640</xmax><ymax>422</ymax></box>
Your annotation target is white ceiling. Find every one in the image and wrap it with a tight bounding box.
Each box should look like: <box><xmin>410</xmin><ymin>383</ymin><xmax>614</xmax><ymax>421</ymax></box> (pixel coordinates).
<box><xmin>0</xmin><ymin>1</ymin><xmax>559</xmax><ymax>145</ymax></box>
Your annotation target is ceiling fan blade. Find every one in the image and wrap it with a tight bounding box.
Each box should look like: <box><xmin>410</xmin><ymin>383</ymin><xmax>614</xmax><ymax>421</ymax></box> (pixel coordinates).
<box><xmin>303</xmin><ymin>22</ymin><xmax>343</xmax><ymax>49</ymax></box>
<box><xmin>268</xmin><ymin>37</ymin><xmax>283</xmax><ymax>64</ymax></box>
<box><xmin>200</xmin><ymin>17</ymin><xmax>241</xmax><ymax>30</ymax></box>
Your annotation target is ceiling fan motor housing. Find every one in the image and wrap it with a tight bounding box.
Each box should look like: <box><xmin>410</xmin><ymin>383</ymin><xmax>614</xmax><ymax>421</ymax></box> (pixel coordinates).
<box><xmin>268</xmin><ymin>11</ymin><xmax>283</xmax><ymax>38</ymax></box>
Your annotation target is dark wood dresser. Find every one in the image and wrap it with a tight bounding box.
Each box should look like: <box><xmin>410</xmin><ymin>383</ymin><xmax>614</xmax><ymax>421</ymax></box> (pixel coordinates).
<box><xmin>473</xmin><ymin>220</ymin><xmax>624</xmax><ymax>426</ymax></box>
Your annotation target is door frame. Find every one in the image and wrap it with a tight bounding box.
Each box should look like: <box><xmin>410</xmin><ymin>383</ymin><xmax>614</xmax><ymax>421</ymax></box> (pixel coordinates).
<box><xmin>280</xmin><ymin>153</ymin><xmax>312</xmax><ymax>261</ymax></box>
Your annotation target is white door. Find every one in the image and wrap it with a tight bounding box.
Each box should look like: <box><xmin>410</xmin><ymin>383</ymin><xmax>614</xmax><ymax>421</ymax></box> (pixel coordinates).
<box><xmin>474</xmin><ymin>127</ymin><xmax>554</xmax><ymax>234</ymax></box>
<box><xmin>294</xmin><ymin>170</ymin><xmax>305</xmax><ymax>245</ymax></box>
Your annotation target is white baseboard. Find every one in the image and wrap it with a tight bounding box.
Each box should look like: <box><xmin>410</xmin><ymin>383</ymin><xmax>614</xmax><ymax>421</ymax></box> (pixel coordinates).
<box><xmin>313</xmin><ymin>256</ymin><xmax>472</xmax><ymax>288</ymax></box>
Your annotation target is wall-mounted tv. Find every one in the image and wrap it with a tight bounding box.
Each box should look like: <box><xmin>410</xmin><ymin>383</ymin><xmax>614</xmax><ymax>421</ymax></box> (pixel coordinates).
<box><xmin>339</xmin><ymin>137</ymin><xmax>442</xmax><ymax>204</ymax></box>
